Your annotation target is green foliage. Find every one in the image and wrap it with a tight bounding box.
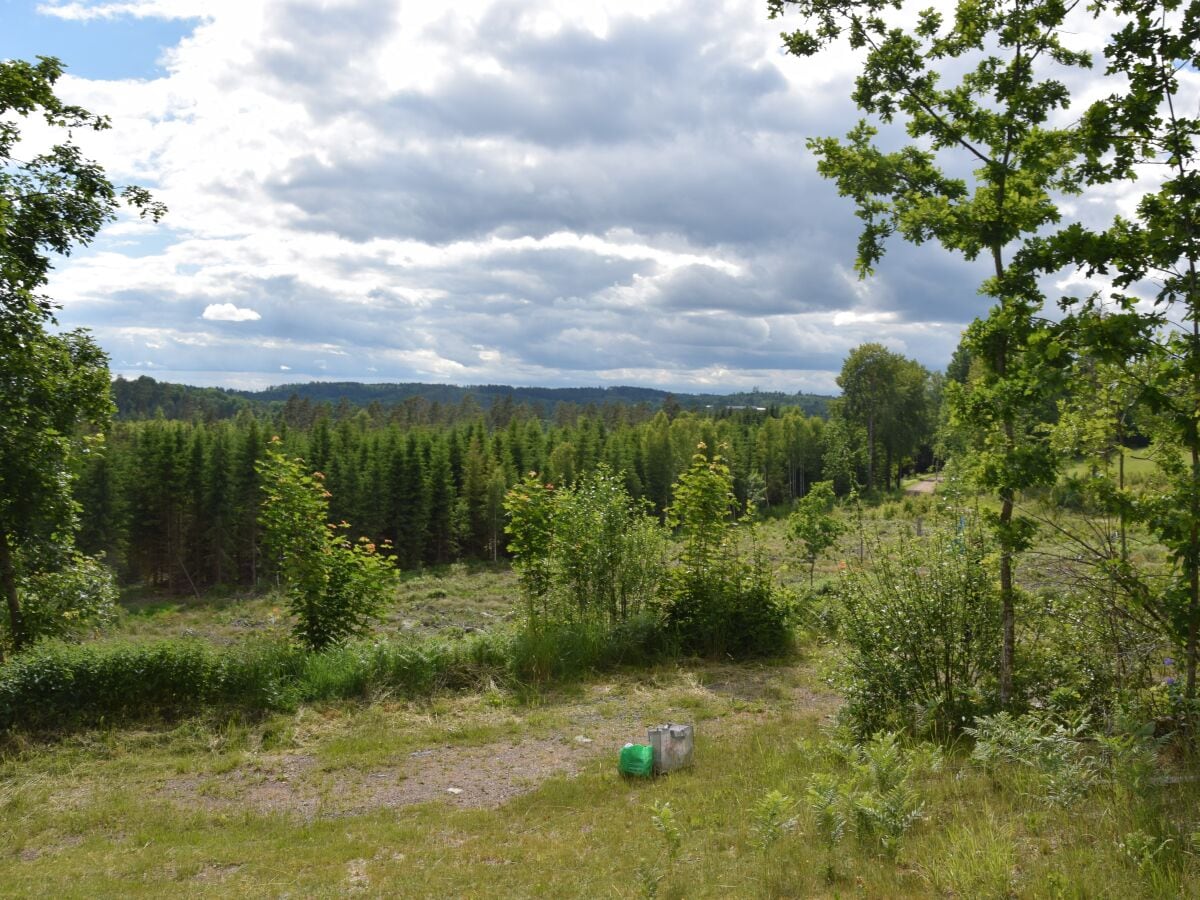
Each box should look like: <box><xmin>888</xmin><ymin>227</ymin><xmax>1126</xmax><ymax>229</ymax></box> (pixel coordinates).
<box><xmin>506</xmin><ymin>466</ymin><xmax>667</xmax><ymax>631</ymax></box>
<box><xmin>13</xmin><ymin>554</ymin><xmax>118</xmax><ymax>646</ymax></box>
<box><xmin>750</xmin><ymin>790</ymin><xmax>796</xmax><ymax>850</ymax></box>
<box><xmin>649</xmin><ymin>801</ymin><xmax>683</xmax><ymax>859</ymax></box>
<box><xmin>257</xmin><ymin>441</ymin><xmax>397</xmax><ymax>650</ymax></box>
<box><xmin>771</xmin><ymin>0</ymin><xmax>1092</xmax><ymax>708</ymax></box>
<box><xmin>835</xmin><ymin>345</ymin><xmax>933</xmax><ymax>492</ymax></box>
<box><xmin>664</xmin><ymin>449</ymin><xmax>795</xmax><ymax>658</ymax></box>
<box><xmin>806</xmin><ymin>732</ymin><xmax>928</xmax><ymax>857</ymax></box>
<box><xmin>1116</xmin><ymin>830</ymin><xmax>1173</xmax><ymax>878</ymax></box>
<box><xmin>506</xmin><ymin>616</ymin><xmax>666</xmax><ymax>682</ymax></box>
<box><xmin>966</xmin><ymin>711</ymin><xmax>1161</xmax><ymax>809</ymax></box>
<box><xmin>0</xmin><ymin>57</ymin><xmax>163</xmax><ymax>654</ymax></box>
<box><xmin>79</xmin><ymin>406</ymin><xmax>838</xmax><ymax>589</ymax></box>
<box><xmin>0</xmin><ymin>638</ymin><xmax>297</xmax><ymax>729</ymax></box>
<box><xmin>504</xmin><ymin>471</ymin><xmax>556</xmax><ymax>605</ymax></box>
<box><xmin>835</xmin><ymin>524</ymin><xmax>1000</xmax><ymax>737</ymax></box>
<box><xmin>788</xmin><ymin>481</ymin><xmax>844</xmax><ymax>587</ymax></box>
<box><xmin>0</xmin><ymin>622</ymin><xmax>671</xmax><ymax>732</ymax></box>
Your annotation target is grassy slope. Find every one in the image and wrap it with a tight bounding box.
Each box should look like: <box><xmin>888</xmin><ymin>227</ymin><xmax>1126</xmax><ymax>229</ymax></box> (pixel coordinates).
<box><xmin>4</xmin><ymin>499</ymin><xmax>1199</xmax><ymax>896</ymax></box>
<box><xmin>1</xmin><ymin>652</ymin><xmax>1196</xmax><ymax>897</ymax></box>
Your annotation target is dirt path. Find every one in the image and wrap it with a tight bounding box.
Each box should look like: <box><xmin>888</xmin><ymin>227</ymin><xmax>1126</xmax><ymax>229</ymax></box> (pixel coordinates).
<box><xmin>905</xmin><ymin>475</ymin><xmax>940</xmax><ymax>495</ymax></box>
<box><xmin>160</xmin><ymin>664</ymin><xmax>838</xmax><ymax>819</ymax></box>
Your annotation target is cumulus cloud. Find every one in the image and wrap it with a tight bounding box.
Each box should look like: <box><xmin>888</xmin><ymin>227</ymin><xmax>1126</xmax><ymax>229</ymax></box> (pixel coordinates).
<box><xmin>35</xmin><ymin>0</ymin><xmax>1164</xmax><ymax>393</ymax></box>
<box><xmin>201</xmin><ymin>303</ymin><xmax>261</xmax><ymax>322</ymax></box>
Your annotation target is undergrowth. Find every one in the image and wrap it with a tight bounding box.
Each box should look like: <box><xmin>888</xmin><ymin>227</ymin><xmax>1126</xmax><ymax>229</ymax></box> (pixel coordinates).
<box><xmin>0</xmin><ymin>619</ymin><xmax>676</xmax><ymax>734</ymax></box>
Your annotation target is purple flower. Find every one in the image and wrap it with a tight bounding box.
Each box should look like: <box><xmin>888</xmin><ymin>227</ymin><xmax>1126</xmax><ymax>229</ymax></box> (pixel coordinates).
<box><xmin>1164</xmin><ymin>657</ymin><xmax>1175</xmax><ymax>667</ymax></box>
<box><xmin>1165</xmin><ymin>677</ymin><xmax>1177</xmax><ymax>686</ymax></box>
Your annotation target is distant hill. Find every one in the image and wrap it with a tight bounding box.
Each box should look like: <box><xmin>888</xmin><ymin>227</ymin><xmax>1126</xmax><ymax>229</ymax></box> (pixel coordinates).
<box><xmin>112</xmin><ymin>375</ymin><xmax>832</xmax><ymax>421</ymax></box>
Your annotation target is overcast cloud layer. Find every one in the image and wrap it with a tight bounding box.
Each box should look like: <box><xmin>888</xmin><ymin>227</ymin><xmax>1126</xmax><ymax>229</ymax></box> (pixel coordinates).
<box><xmin>9</xmin><ymin>0</ymin><xmax>1184</xmax><ymax>392</ymax></box>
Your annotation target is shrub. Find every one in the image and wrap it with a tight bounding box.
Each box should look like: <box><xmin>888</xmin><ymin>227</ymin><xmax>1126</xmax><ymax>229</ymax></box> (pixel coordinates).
<box><xmin>506</xmin><ymin>466</ymin><xmax>667</xmax><ymax>631</ymax></box>
<box><xmin>258</xmin><ymin>441</ymin><xmax>397</xmax><ymax>650</ymax></box>
<box><xmin>0</xmin><ymin>623</ymin><xmax>669</xmax><ymax>732</ymax></box>
<box><xmin>507</xmin><ymin>616</ymin><xmax>668</xmax><ymax>682</ymax></box>
<box><xmin>806</xmin><ymin>732</ymin><xmax>930</xmax><ymax>857</ymax></box>
<box><xmin>0</xmin><ymin>637</ymin><xmax>302</xmax><ymax>729</ymax></box>
<box><xmin>663</xmin><ymin>449</ymin><xmax>795</xmax><ymax>658</ymax></box>
<box><xmin>835</xmin><ymin>522</ymin><xmax>999</xmax><ymax>737</ymax></box>
<box><xmin>13</xmin><ymin>553</ymin><xmax>118</xmax><ymax>646</ymax></box>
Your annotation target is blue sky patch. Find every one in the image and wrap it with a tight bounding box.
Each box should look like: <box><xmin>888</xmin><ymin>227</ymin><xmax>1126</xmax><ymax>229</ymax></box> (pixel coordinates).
<box><xmin>0</xmin><ymin>1</ymin><xmax>196</xmax><ymax>80</ymax></box>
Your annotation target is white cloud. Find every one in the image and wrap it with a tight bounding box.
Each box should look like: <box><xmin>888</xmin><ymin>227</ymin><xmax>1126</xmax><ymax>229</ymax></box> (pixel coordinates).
<box><xmin>37</xmin><ymin>0</ymin><xmax>204</xmax><ymax>20</ymax></box>
<box><xmin>201</xmin><ymin>303</ymin><xmax>261</xmax><ymax>321</ymax></box>
<box><xmin>38</xmin><ymin>0</ymin><xmax>1166</xmax><ymax>392</ymax></box>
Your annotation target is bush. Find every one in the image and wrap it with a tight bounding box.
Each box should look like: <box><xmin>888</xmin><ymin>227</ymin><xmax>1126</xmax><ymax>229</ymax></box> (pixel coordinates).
<box><xmin>13</xmin><ymin>553</ymin><xmax>118</xmax><ymax>647</ymax></box>
<box><xmin>258</xmin><ymin>441</ymin><xmax>397</xmax><ymax>650</ymax></box>
<box><xmin>506</xmin><ymin>466</ymin><xmax>667</xmax><ymax>630</ymax></box>
<box><xmin>835</xmin><ymin>522</ymin><xmax>999</xmax><ymax>737</ymax></box>
<box><xmin>0</xmin><ymin>638</ymin><xmax>302</xmax><ymax>729</ymax></box>
<box><xmin>507</xmin><ymin>615</ymin><xmax>669</xmax><ymax>682</ymax></box>
<box><xmin>664</xmin><ymin>449</ymin><xmax>795</xmax><ymax>658</ymax></box>
<box><xmin>0</xmin><ymin>623</ymin><xmax>668</xmax><ymax>732</ymax></box>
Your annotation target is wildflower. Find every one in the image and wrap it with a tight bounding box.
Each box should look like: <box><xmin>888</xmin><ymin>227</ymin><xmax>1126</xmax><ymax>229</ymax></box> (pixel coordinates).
<box><xmin>1165</xmin><ymin>677</ymin><xmax>1177</xmax><ymax>686</ymax></box>
<box><xmin>1164</xmin><ymin>657</ymin><xmax>1175</xmax><ymax>667</ymax></box>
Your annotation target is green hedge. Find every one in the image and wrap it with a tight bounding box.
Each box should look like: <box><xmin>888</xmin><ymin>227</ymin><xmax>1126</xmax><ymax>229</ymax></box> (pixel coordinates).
<box><xmin>0</xmin><ymin>622</ymin><xmax>670</xmax><ymax>731</ymax></box>
<box><xmin>0</xmin><ymin>638</ymin><xmax>302</xmax><ymax>729</ymax></box>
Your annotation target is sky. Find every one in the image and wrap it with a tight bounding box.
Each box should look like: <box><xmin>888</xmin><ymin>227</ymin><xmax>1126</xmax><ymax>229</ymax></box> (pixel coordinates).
<box><xmin>1</xmin><ymin>0</ymin><xmax>1183</xmax><ymax>393</ymax></box>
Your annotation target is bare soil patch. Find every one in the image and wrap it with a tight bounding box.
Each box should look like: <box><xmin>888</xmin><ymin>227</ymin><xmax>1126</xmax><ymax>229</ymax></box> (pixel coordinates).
<box><xmin>905</xmin><ymin>476</ymin><xmax>940</xmax><ymax>495</ymax></box>
<box><xmin>161</xmin><ymin>663</ymin><xmax>838</xmax><ymax>819</ymax></box>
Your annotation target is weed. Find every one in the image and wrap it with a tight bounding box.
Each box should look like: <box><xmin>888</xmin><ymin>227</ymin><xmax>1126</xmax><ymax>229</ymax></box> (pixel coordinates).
<box><xmin>649</xmin><ymin>800</ymin><xmax>682</xmax><ymax>859</ymax></box>
<box><xmin>750</xmin><ymin>789</ymin><xmax>796</xmax><ymax>850</ymax></box>
<box><xmin>805</xmin><ymin>732</ymin><xmax>927</xmax><ymax>856</ymax></box>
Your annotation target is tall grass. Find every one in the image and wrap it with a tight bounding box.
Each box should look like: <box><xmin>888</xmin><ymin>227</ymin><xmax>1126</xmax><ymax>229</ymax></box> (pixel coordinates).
<box><xmin>0</xmin><ymin>619</ymin><xmax>671</xmax><ymax>732</ymax></box>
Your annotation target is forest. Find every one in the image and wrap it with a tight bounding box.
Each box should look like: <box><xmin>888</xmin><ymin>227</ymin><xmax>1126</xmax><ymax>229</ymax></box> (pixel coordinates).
<box><xmin>2</xmin><ymin>0</ymin><xmax>1200</xmax><ymax>894</ymax></box>
<box><xmin>77</xmin><ymin>361</ymin><xmax>908</xmax><ymax>592</ymax></box>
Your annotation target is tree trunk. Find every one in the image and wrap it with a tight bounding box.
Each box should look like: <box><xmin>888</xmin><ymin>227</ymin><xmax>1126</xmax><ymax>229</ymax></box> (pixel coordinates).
<box><xmin>1187</xmin><ymin>442</ymin><xmax>1199</xmax><ymax>706</ymax></box>
<box><xmin>866</xmin><ymin>414</ymin><xmax>876</xmax><ymax>492</ymax></box>
<box><xmin>0</xmin><ymin>529</ymin><xmax>25</xmax><ymax>654</ymax></box>
<box><xmin>990</xmin><ymin>239</ymin><xmax>1017</xmax><ymax>711</ymax></box>
<box><xmin>999</xmin><ymin>490</ymin><xmax>1015</xmax><ymax>708</ymax></box>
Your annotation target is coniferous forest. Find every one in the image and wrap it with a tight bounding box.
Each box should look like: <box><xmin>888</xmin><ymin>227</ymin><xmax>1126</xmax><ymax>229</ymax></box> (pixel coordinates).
<box><xmin>77</xmin><ymin>390</ymin><xmax>843</xmax><ymax>590</ymax></box>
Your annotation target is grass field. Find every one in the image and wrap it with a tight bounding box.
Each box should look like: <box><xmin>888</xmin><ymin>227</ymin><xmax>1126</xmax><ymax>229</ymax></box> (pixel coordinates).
<box><xmin>1</xmin><ymin>645</ymin><xmax>1196</xmax><ymax>898</ymax></box>
<box><xmin>4</xmin><ymin>499</ymin><xmax>1199</xmax><ymax>897</ymax></box>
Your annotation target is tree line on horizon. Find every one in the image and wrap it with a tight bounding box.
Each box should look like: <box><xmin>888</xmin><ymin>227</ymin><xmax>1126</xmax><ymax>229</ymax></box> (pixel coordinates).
<box><xmin>78</xmin><ymin>345</ymin><xmax>936</xmax><ymax>593</ymax></box>
<box><xmin>108</xmin><ymin>375</ymin><xmax>833</xmax><ymax>424</ymax></box>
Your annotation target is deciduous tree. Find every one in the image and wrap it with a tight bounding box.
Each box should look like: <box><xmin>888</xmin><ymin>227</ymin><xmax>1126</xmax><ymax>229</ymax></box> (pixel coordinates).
<box><xmin>0</xmin><ymin>57</ymin><xmax>163</xmax><ymax>654</ymax></box>
<box><xmin>771</xmin><ymin>0</ymin><xmax>1087</xmax><ymax>705</ymax></box>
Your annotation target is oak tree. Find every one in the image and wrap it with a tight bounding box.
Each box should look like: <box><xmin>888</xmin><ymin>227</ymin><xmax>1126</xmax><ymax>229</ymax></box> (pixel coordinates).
<box><xmin>0</xmin><ymin>57</ymin><xmax>163</xmax><ymax>653</ymax></box>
